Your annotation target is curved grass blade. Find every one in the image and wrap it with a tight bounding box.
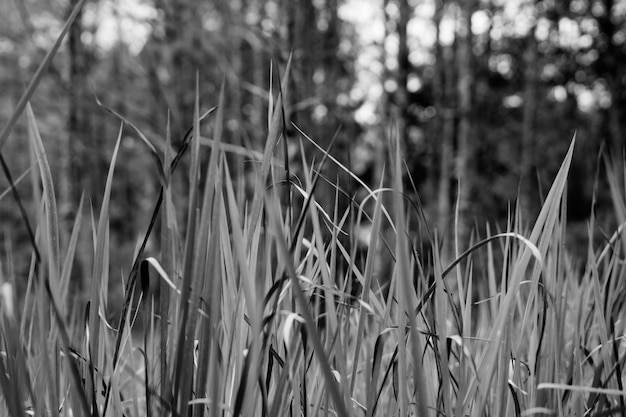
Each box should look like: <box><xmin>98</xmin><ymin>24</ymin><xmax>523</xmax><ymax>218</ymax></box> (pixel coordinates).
<box><xmin>89</xmin><ymin>122</ymin><xmax>123</xmax><ymax>413</ymax></box>
<box><xmin>95</xmin><ymin>94</ymin><xmax>166</xmax><ymax>185</ymax></box>
<box><xmin>27</xmin><ymin>104</ymin><xmax>60</xmax><ymax>281</ymax></box>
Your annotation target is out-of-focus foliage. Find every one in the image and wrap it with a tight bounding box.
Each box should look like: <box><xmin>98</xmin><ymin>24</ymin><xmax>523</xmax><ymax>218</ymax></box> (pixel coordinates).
<box><xmin>0</xmin><ymin>0</ymin><xmax>625</xmax><ymax>272</ymax></box>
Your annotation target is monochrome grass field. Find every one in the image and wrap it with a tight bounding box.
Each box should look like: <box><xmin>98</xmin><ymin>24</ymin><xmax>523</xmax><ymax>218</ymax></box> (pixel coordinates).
<box><xmin>1</xmin><ymin>4</ymin><xmax>626</xmax><ymax>416</ymax></box>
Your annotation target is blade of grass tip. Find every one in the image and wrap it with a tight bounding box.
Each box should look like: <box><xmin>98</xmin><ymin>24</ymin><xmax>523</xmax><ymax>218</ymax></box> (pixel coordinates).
<box><xmin>192</xmin><ymin>83</ymin><xmax>225</xmax><ymax>417</ymax></box>
<box><xmin>390</xmin><ymin>124</ymin><xmax>429</xmax><ymax>417</ymax></box>
<box><xmin>273</xmin><ymin>55</ymin><xmax>293</xmax><ymax>217</ymax></box>
<box><xmin>248</xmin><ymin>55</ymin><xmax>292</xmax><ymax>243</ymax></box>
<box><xmin>265</xmin><ymin>195</ymin><xmax>350</xmax><ymax>417</ymax></box>
<box><xmin>470</xmin><ymin>136</ymin><xmax>575</xmax><ymax>414</ymax></box>
<box><xmin>59</xmin><ymin>195</ymin><xmax>84</xmax><ymax>304</ymax></box>
<box><xmin>204</xmin><ymin>80</ymin><xmax>225</xmax><ymax>207</ymax></box>
<box><xmin>90</xmin><ymin>122</ymin><xmax>123</xmax><ymax>413</ymax></box>
<box><xmin>0</xmin><ymin>0</ymin><xmax>86</xmax><ymax>150</ymax></box>
<box><xmin>27</xmin><ymin>104</ymin><xmax>60</xmax><ymax>283</ymax></box>
<box><xmin>29</xmin><ymin>107</ymin><xmax>62</xmax><ymax>417</ymax></box>
<box><xmin>94</xmin><ymin>94</ymin><xmax>166</xmax><ymax>185</ymax></box>
<box><xmin>350</xmin><ymin>175</ymin><xmax>385</xmax><ymax>396</ymax></box>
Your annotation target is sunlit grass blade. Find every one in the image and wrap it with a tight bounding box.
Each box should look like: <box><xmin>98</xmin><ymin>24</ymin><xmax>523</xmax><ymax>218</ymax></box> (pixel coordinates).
<box><xmin>59</xmin><ymin>195</ymin><xmax>84</xmax><ymax>305</ymax></box>
<box><xmin>248</xmin><ymin>55</ymin><xmax>292</xmax><ymax>242</ymax></box>
<box><xmin>28</xmin><ymin>103</ymin><xmax>64</xmax><ymax>417</ymax></box>
<box><xmin>389</xmin><ymin>124</ymin><xmax>430</xmax><ymax>417</ymax></box>
<box><xmin>90</xmin><ymin>122</ymin><xmax>123</xmax><ymax>412</ymax></box>
<box><xmin>172</xmin><ymin>76</ymin><xmax>204</xmax><ymax>414</ymax></box>
<box><xmin>159</xmin><ymin>112</ymin><xmax>175</xmax><ymax>411</ymax></box>
<box><xmin>27</xmin><ymin>104</ymin><xmax>60</xmax><ymax>282</ymax></box>
<box><xmin>193</xmin><ymin>82</ymin><xmax>226</xmax><ymax>417</ymax></box>
<box><xmin>350</xmin><ymin>174</ymin><xmax>384</xmax><ymax>396</ymax></box>
<box><xmin>469</xmin><ymin>136</ymin><xmax>575</xmax><ymax>414</ymax></box>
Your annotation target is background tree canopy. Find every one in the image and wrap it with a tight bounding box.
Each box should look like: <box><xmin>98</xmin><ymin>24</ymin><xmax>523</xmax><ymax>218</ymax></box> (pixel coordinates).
<box><xmin>0</xmin><ymin>0</ymin><xmax>623</xmax><ymax>271</ymax></box>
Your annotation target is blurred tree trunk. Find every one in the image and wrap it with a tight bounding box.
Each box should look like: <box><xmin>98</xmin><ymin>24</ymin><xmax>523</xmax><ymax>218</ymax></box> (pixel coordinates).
<box><xmin>286</xmin><ymin>0</ymin><xmax>315</xmax><ymax>136</ymax></box>
<box><xmin>222</xmin><ymin>0</ymin><xmax>243</xmax><ymax>138</ymax></box>
<box><xmin>435</xmin><ymin>0</ymin><xmax>455</xmax><ymax>259</ymax></box>
<box><xmin>377</xmin><ymin>0</ymin><xmax>392</xmax><ymax>194</ymax></box>
<box><xmin>65</xmin><ymin>0</ymin><xmax>94</xmax><ymax>295</ymax></box>
<box><xmin>251</xmin><ymin>1</ymin><xmax>266</xmax><ymax>134</ymax></box>
<box><xmin>320</xmin><ymin>0</ymin><xmax>353</xmax><ymax>213</ymax></box>
<box><xmin>158</xmin><ymin>0</ymin><xmax>200</xmax><ymax>139</ymax></box>
<box><xmin>65</xmin><ymin>0</ymin><xmax>90</xmax><ymax>218</ymax></box>
<box><xmin>380</xmin><ymin>0</ymin><xmax>411</xmax><ymax>209</ymax></box>
<box><xmin>597</xmin><ymin>0</ymin><xmax>624</xmax><ymax>150</ymax></box>
<box><xmin>521</xmin><ymin>9</ymin><xmax>538</xmax><ymax>219</ymax></box>
<box><xmin>396</xmin><ymin>0</ymin><xmax>410</xmax><ymax>155</ymax></box>
<box><xmin>455</xmin><ymin>0</ymin><xmax>476</xmax><ymax>246</ymax></box>
<box><xmin>321</xmin><ymin>0</ymin><xmax>342</xmax><ymax>139</ymax></box>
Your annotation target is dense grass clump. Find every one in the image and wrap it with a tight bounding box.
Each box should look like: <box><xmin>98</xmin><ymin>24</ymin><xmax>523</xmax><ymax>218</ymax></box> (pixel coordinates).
<box><xmin>1</xmin><ymin>11</ymin><xmax>626</xmax><ymax>415</ymax></box>
<box><xmin>2</xmin><ymin>86</ymin><xmax>626</xmax><ymax>417</ymax></box>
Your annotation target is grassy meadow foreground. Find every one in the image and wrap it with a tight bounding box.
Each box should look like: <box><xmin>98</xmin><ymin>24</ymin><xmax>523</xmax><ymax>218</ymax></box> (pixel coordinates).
<box><xmin>1</xmin><ymin>82</ymin><xmax>626</xmax><ymax>417</ymax></box>
<box><xmin>1</xmin><ymin>3</ymin><xmax>626</xmax><ymax>417</ymax></box>
<box><xmin>0</xmin><ymin>23</ymin><xmax>625</xmax><ymax>416</ymax></box>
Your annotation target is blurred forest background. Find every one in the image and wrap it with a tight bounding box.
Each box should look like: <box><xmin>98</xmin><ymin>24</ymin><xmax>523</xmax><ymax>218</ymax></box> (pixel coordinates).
<box><xmin>0</xmin><ymin>0</ymin><xmax>624</xmax><ymax>280</ymax></box>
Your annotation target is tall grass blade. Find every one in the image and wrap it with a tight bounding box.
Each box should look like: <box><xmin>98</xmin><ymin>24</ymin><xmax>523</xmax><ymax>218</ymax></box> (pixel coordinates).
<box><xmin>59</xmin><ymin>195</ymin><xmax>83</xmax><ymax>304</ymax></box>
<box><xmin>28</xmin><ymin>103</ymin><xmax>62</xmax><ymax>417</ymax></box>
<box><xmin>27</xmin><ymin>104</ymin><xmax>60</xmax><ymax>283</ymax></box>
<box><xmin>470</xmin><ymin>136</ymin><xmax>575</xmax><ymax>414</ymax></box>
<box><xmin>350</xmin><ymin>175</ymin><xmax>384</xmax><ymax>396</ymax></box>
<box><xmin>90</xmin><ymin>122</ymin><xmax>123</xmax><ymax>412</ymax></box>
<box><xmin>173</xmin><ymin>75</ymin><xmax>204</xmax><ymax>414</ymax></box>
<box><xmin>193</xmin><ymin>81</ymin><xmax>225</xmax><ymax>417</ymax></box>
<box><xmin>160</xmin><ymin>112</ymin><xmax>175</xmax><ymax>411</ymax></box>
<box><xmin>390</xmin><ymin>125</ymin><xmax>430</xmax><ymax>416</ymax></box>
<box><xmin>248</xmin><ymin>56</ymin><xmax>292</xmax><ymax>242</ymax></box>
